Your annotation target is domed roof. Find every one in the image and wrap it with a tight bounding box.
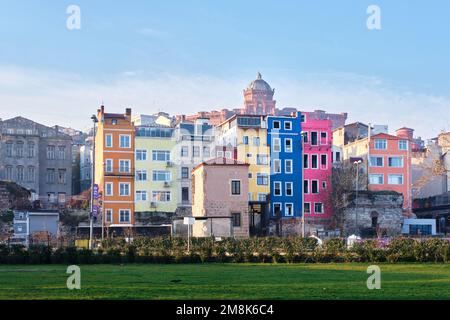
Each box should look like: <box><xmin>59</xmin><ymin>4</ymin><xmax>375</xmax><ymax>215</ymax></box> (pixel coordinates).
<box><xmin>246</xmin><ymin>72</ymin><xmax>273</xmax><ymax>92</ymax></box>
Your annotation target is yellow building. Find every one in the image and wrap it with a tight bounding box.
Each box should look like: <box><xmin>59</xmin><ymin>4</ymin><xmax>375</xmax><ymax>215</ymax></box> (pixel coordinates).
<box><xmin>134</xmin><ymin>126</ymin><xmax>178</xmax><ymax>214</ymax></box>
<box><xmin>216</xmin><ymin>115</ymin><xmax>270</xmax><ymax>202</ymax></box>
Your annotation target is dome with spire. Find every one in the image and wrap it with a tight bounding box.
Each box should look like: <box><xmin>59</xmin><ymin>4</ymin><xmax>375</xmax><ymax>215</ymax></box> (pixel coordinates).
<box><xmin>246</xmin><ymin>72</ymin><xmax>273</xmax><ymax>92</ymax></box>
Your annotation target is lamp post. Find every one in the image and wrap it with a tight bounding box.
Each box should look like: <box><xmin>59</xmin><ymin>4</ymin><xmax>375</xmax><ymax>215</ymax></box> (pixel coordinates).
<box><xmin>89</xmin><ymin>114</ymin><xmax>98</xmax><ymax>250</ymax></box>
<box><xmin>301</xmin><ymin>131</ymin><xmax>306</xmax><ymax>238</ymax></box>
<box><xmin>354</xmin><ymin>159</ymin><xmax>362</xmax><ymax>235</ymax></box>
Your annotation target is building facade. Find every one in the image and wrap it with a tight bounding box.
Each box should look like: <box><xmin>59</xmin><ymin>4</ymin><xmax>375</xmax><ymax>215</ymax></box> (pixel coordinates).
<box><xmin>191</xmin><ymin>158</ymin><xmax>250</xmax><ymax>238</ymax></box>
<box><xmin>134</xmin><ymin>125</ymin><xmax>177</xmax><ymax>214</ymax></box>
<box><xmin>302</xmin><ymin>115</ymin><xmax>333</xmax><ymax>222</ymax></box>
<box><xmin>0</xmin><ymin>117</ymin><xmax>72</xmax><ymax>208</ymax></box>
<box><xmin>95</xmin><ymin>106</ymin><xmax>135</xmax><ymax>227</ymax></box>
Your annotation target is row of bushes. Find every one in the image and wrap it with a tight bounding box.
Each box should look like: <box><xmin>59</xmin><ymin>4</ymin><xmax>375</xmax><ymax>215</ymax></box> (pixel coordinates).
<box><xmin>0</xmin><ymin>237</ymin><xmax>449</xmax><ymax>264</ymax></box>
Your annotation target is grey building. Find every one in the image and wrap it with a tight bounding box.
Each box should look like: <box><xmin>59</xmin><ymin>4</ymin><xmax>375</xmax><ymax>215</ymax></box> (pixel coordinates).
<box><xmin>0</xmin><ymin>117</ymin><xmax>72</xmax><ymax>208</ymax></box>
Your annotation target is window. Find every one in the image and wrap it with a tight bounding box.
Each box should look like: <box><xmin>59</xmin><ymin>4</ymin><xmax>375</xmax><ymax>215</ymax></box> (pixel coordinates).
<box><xmin>193</xmin><ymin>146</ymin><xmax>200</xmax><ymax>157</ymax></box>
<box><xmin>284</xmin><ymin>121</ymin><xmax>292</xmax><ymax>130</ymax></box>
<box><xmin>273</xmin><ymin>203</ymin><xmax>282</xmax><ymax>217</ymax></box>
<box><xmin>182</xmin><ymin>187</ymin><xmax>189</xmax><ymax>202</ymax></box>
<box><xmin>243</xmin><ymin>136</ymin><xmax>249</xmax><ymax>145</ymax></box>
<box><xmin>136</xmin><ymin>149</ymin><xmax>147</xmax><ymax>161</ymax></box>
<box><xmin>303</xmin><ymin>132</ymin><xmax>309</xmax><ymax>143</ymax></box>
<box><xmin>374</xmin><ymin>139</ymin><xmax>387</xmax><ymax>150</ymax></box>
<box><xmin>181</xmin><ymin>146</ymin><xmax>189</xmax><ymax>157</ymax></box>
<box><xmin>304</xmin><ymin>180</ymin><xmax>309</xmax><ymax>194</ymax></box>
<box><xmin>136</xmin><ymin>190</ymin><xmax>147</xmax><ymax>201</ymax></box>
<box><xmin>388</xmin><ymin>156</ymin><xmax>404</xmax><ymax>168</ymax></box>
<box><xmin>105</xmin><ymin>134</ymin><xmax>113</xmax><ymax>147</ymax></box>
<box><xmin>152</xmin><ymin>150</ymin><xmax>170</xmax><ymax>161</ymax></box>
<box><xmin>300</xmin><ymin>114</ymin><xmax>306</xmax><ymax>123</ymax></box>
<box><xmin>320</xmin><ymin>132</ymin><xmax>327</xmax><ymax>145</ymax></box>
<box><xmin>105</xmin><ymin>183</ymin><xmax>113</xmax><ymax>196</ymax></box>
<box><xmin>285</xmin><ymin>203</ymin><xmax>294</xmax><ymax>216</ymax></box>
<box><xmin>105</xmin><ymin>159</ymin><xmax>113</xmax><ymax>172</ymax></box>
<box><xmin>273</xmin><ymin>159</ymin><xmax>281</xmax><ymax>173</ymax></box>
<box><xmin>27</xmin><ymin>142</ymin><xmax>35</xmax><ymax>158</ymax></box>
<box><xmin>135</xmin><ymin>170</ymin><xmax>147</xmax><ymax>181</ymax></box>
<box><xmin>231</xmin><ymin>180</ymin><xmax>241</xmax><ymax>195</ymax></box>
<box><xmin>314</xmin><ymin>203</ymin><xmax>324</xmax><ymax>214</ymax></box>
<box><xmin>398</xmin><ymin>140</ymin><xmax>408</xmax><ymax>150</ymax></box>
<box><xmin>46</xmin><ymin>169</ymin><xmax>55</xmax><ymax>184</ymax></box>
<box><xmin>369</xmin><ymin>174</ymin><xmax>384</xmax><ymax>185</ymax></box>
<box><xmin>303</xmin><ymin>154</ymin><xmax>309</xmax><ymax>168</ymax></box>
<box><xmin>105</xmin><ymin>209</ymin><xmax>112</xmax><ymax>223</ymax></box>
<box><xmin>311</xmin><ymin>154</ymin><xmax>318</xmax><ymax>169</ymax></box>
<box><xmin>119</xmin><ymin>210</ymin><xmax>130</xmax><ymax>223</ymax></box>
<box><xmin>16</xmin><ymin>142</ymin><xmax>24</xmax><ymax>158</ymax></box>
<box><xmin>311</xmin><ymin>132</ymin><xmax>318</xmax><ymax>146</ymax></box>
<box><xmin>304</xmin><ymin>202</ymin><xmax>311</xmax><ymax>214</ymax></box>
<box><xmin>311</xmin><ymin>180</ymin><xmax>319</xmax><ymax>194</ymax></box>
<box><xmin>203</xmin><ymin>146</ymin><xmax>210</xmax><ymax>157</ymax></box>
<box><xmin>257</xmin><ymin>154</ymin><xmax>268</xmax><ymax>165</ymax></box>
<box><xmin>335</xmin><ymin>151</ymin><xmax>341</xmax><ymax>162</ymax></box>
<box><xmin>47</xmin><ymin>146</ymin><xmax>55</xmax><ymax>159</ymax></box>
<box><xmin>322</xmin><ymin>181</ymin><xmax>327</xmax><ymax>189</ymax></box>
<box><xmin>181</xmin><ymin>167</ymin><xmax>189</xmax><ymax>179</ymax></box>
<box><xmin>258</xmin><ymin>193</ymin><xmax>267</xmax><ymax>202</ymax></box>
<box><xmin>248</xmin><ymin>173</ymin><xmax>253</xmax><ymax>179</ymax></box>
<box><xmin>119</xmin><ymin>160</ymin><xmax>130</xmax><ymax>173</ymax></box>
<box><xmin>285</xmin><ymin>182</ymin><xmax>293</xmax><ymax>196</ymax></box>
<box><xmin>274</xmin><ymin>181</ymin><xmax>282</xmax><ymax>196</ymax></box>
<box><xmin>248</xmin><ymin>193</ymin><xmax>253</xmax><ymax>201</ymax></box>
<box><xmin>152</xmin><ymin>191</ymin><xmax>171</xmax><ymax>202</ymax></box>
<box><xmin>48</xmin><ymin>192</ymin><xmax>56</xmax><ymax>204</ymax></box>
<box><xmin>285</xmin><ymin>138</ymin><xmax>292</xmax><ymax>152</ymax></box>
<box><xmin>152</xmin><ymin>170</ymin><xmax>171</xmax><ymax>182</ymax></box>
<box><xmin>409</xmin><ymin>224</ymin><xmax>432</xmax><ymax>236</ymax></box>
<box><xmin>225</xmin><ymin>151</ymin><xmax>232</xmax><ymax>159</ymax></box>
<box><xmin>119</xmin><ymin>183</ymin><xmax>130</xmax><ymax>196</ymax></box>
<box><xmin>370</xmin><ymin>156</ymin><xmax>384</xmax><ymax>167</ymax></box>
<box><xmin>253</xmin><ymin>137</ymin><xmax>260</xmax><ymax>146</ymax></box>
<box><xmin>119</xmin><ymin>135</ymin><xmax>131</xmax><ymax>148</ymax></box>
<box><xmin>111</xmin><ymin>119</ymin><xmax>118</xmax><ymax>125</ymax></box>
<box><xmin>5</xmin><ymin>166</ymin><xmax>13</xmax><ymax>180</ymax></box>
<box><xmin>58</xmin><ymin>169</ymin><xmax>66</xmax><ymax>184</ymax></box>
<box><xmin>231</xmin><ymin>212</ymin><xmax>241</xmax><ymax>227</ymax></box>
<box><xmin>16</xmin><ymin>166</ymin><xmax>24</xmax><ymax>182</ymax></box>
<box><xmin>217</xmin><ymin>150</ymin><xmax>224</xmax><ymax>157</ymax></box>
<box><xmin>285</xmin><ymin>159</ymin><xmax>293</xmax><ymax>173</ymax></box>
<box><xmin>320</xmin><ymin>154</ymin><xmax>327</xmax><ymax>168</ymax></box>
<box><xmin>273</xmin><ymin>138</ymin><xmax>281</xmax><ymax>152</ymax></box>
<box><xmin>58</xmin><ymin>146</ymin><xmax>66</xmax><ymax>160</ymax></box>
<box><xmin>6</xmin><ymin>142</ymin><xmax>13</xmax><ymax>157</ymax></box>
<box><xmin>388</xmin><ymin>174</ymin><xmax>403</xmax><ymax>185</ymax></box>
<box><xmin>256</xmin><ymin>173</ymin><xmax>268</xmax><ymax>186</ymax></box>
<box><xmin>273</xmin><ymin>121</ymin><xmax>280</xmax><ymax>129</ymax></box>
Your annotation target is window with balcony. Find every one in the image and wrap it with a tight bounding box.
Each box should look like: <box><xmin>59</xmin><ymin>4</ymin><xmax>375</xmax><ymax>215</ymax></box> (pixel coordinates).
<box><xmin>119</xmin><ymin>160</ymin><xmax>131</xmax><ymax>173</ymax></box>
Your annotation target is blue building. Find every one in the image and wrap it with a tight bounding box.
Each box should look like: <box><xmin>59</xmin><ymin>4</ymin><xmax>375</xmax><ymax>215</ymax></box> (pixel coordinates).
<box><xmin>267</xmin><ymin>112</ymin><xmax>303</xmax><ymax>224</ymax></box>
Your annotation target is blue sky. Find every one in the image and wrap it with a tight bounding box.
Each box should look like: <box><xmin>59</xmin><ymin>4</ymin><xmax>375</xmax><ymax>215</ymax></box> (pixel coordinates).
<box><xmin>0</xmin><ymin>0</ymin><xmax>449</xmax><ymax>137</ymax></box>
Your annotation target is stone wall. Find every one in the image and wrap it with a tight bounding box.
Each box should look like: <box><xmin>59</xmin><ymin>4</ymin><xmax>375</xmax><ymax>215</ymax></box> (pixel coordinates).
<box><xmin>343</xmin><ymin>191</ymin><xmax>404</xmax><ymax>236</ymax></box>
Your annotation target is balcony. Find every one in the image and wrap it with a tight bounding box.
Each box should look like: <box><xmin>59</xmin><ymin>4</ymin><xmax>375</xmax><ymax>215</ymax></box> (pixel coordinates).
<box><xmin>104</xmin><ymin>167</ymin><xmax>135</xmax><ymax>177</ymax></box>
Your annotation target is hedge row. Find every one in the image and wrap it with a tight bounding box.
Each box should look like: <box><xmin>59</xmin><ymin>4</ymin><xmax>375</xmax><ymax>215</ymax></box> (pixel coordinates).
<box><xmin>0</xmin><ymin>237</ymin><xmax>449</xmax><ymax>264</ymax></box>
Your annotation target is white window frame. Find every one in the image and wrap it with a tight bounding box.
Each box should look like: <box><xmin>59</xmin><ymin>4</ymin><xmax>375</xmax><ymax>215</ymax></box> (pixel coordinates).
<box><xmin>135</xmin><ymin>170</ymin><xmax>148</xmax><ymax>181</ymax></box>
<box><xmin>314</xmin><ymin>202</ymin><xmax>324</xmax><ymax>214</ymax></box>
<box><xmin>304</xmin><ymin>202</ymin><xmax>311</xmax><ymax>214</ymax></box>
<box><xmin>136</xmin><ymin>190</ymin><xmax>147</xmax><ymax>201</ymax></box>
<box><xmin>388</xmin><ymin>174</ymin><xmax>404</xmax><ymax>185</ymax></box>
<box><xmin>274</xmin><ymin>181</ymin><xmax>282</xmax><ymax>196</ymax></box>
<box><xmin>369</xmin><ymin>156</ymin><xmax>384</xmax><ymax>167</ymax></box>
<box><xmin>304</xmin><ymin>179</ymin><xmax>309</xmax><ymax>194</ymax></box>
<box><xmin>119</xmin><ymin>210</ymin><xmax>131</xmax><ymax>223</ymax></box>
<box><xmin>374</xmin><ymin>139</ymin><xmax>387</xmax><ymax>150</ymax></box>
<box><xmin>311</xmin><ymin>179</ymin><xmax>319</xmax><ymax>194</ymax></box>
<box><xmin>105</xmin><ymin>159</ymin><xmax>113</xmax><ymax>172</ymax></box>
<box><xmin>320</xmin><ymin>132</ymin><xmax>328</xmax><ymax>145</ymax></box>
<box><xmin>320</xmin><ymin>154</ymin><xmax>328</xmax><ymax>169</ymax></box>
<box><xmin>285</xmin><ymin>182</ymin><xmax>293</xmax><ymax>196</ymax></box>
<box><xmin>284</xmin><ymin>121</ymin><xmax>292</xmax><ymax>130</ymax></box>
<box><xmin>369</xmin><ymin>174</ymin><xmax>384</xmax><ymax>185</ymax></box>
<box><xmin>285</xmin><ymin>138</ymin><xmax>293</xmax><ymax>153</ymax></box>
<box><xmin>105</xmin><ymin>134</ymin><xmax>113</xmax><ymax>148</ymax></box>
<box><xmin>119</xmin><ymin>159</ymin><xmax>131</xmax><ymax>173</ymax></box>
<box><xmin>273</xmin><ymin>202</ymin><xmax>282</xmax><ymax>217</ymax></box>
<box><xmin>119</xmin><ymin>134</ymin><xmax>131</xmax><ymax>148</ymax></box>
<box><xmin>273</xmin><ymin>159</ymin><xmax>281</xmax><ymax>174</ymax></box>
<box><xmin>285</xmin><ymin>203</ymin><xmax>294</xmax><ymax>217</ymax></box>
<box><xmin>311</xmin><ymin>154</ymin><xmax>319</xmax><ymax>169</ymax></box>
<box><xmin>119</xmin><ymin>183</ymin><xmax>131</xmax><ymax>196</ymax></box>
<box><xmin>273</xmin><ymin>138</ymin><xmax>281</xmax><ymax>152</ymax></box>
<box><xmin>285</xmin><ymin>159</ymin><xmax>293</xmax><ymax>174</ymax></box>
<box><xmin>136</xmin><ymin>149</ymin><xmax>147</xmax><ymax>161</ymax></box>
<box><xmin>105</xmin><ymin>209</ymin><xmax>113</xmax><ymax>222</ymax></box>
<box><xmin>310</xmin><ymin>131</ymin><xmax>318</xmax><ymax>146</ymax></box>
<box><xmin>105</xmin><ymin>182</ymin><xmax>113</xmax><ymax>196</ymax></box>
<box><xmin>398</xmin><ymin>140</ymin><xmax>408</xmax><ymax>151</ymax></box>
<box><xmin>273</xmin><ymin>121</ymin><xmax>281</xmax><ymax>130</ymax></box>
<box><xmin>388</xmin><ymin>156</ymin><xmax>404</xmax><ymax>168</ymax></box>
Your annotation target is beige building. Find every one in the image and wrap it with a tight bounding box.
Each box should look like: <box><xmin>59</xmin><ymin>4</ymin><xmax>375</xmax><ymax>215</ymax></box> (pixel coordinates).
<box><xmin>191</xmin><ymin>158</ymin><xmax>250</xmax><ymax>238</ymax></box>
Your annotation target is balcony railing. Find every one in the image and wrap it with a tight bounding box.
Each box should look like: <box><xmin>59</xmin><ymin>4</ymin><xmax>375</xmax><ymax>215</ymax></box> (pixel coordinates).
<box><xmin>104</xmin><ymin>167</ymin><xmax>135</xmax><ymax>177</ymax></box>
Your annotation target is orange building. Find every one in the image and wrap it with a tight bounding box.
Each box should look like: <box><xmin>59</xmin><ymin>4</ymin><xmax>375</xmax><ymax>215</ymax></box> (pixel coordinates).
<box><xmin>95</xmin><ymin>106</ymin><xmax>135</xmax><ymax>227</ymax></box>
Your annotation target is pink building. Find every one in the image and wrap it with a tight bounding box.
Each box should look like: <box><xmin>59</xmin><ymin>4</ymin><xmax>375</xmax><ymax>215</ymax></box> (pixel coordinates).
<box><xmin>302</xmin><ymin>115</ymin><xmax>333</xmax><ymax>223</ymax></box>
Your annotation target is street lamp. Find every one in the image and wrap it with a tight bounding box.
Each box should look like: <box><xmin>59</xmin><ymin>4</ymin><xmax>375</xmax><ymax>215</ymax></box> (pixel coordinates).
<box><xmin>354</xmin><ymin>159</ymin><xmax>362</xmax><ymax>236</ymax></box>
<box><xmin>89</xmin><ymin>114</ymin><xmax>98</xmax><ymax>250</ymax></box>
<box><xmin>301</xmin><ymin>131</ymin><xmax>307</xmax><ymax>238</ymax></box>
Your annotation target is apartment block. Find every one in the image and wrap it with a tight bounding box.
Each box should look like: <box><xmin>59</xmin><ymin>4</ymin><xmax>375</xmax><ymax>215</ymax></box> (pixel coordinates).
<box><xmin>95</xmin><ymin>106</ymin><xmax>135</xmax><ymax>227</ymax></box>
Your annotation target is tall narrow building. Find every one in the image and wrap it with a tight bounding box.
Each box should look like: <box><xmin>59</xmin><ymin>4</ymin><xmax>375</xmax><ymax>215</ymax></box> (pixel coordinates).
<box><xmin>95</xmin><ymin>106</ymin><xmax>135</xmax><ymax>228</ymax></box>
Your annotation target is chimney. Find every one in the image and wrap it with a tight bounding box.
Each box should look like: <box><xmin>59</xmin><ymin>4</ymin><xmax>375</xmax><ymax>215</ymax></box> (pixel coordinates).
<box><xmin>396</xmin><ymin>127</ymin><xmax>414</xmax><ymax>140</ymax></box>
<box><xmin>125</xmin><ymin>108</ymin><xmax>132</xmax><ymax>116</ymax></box>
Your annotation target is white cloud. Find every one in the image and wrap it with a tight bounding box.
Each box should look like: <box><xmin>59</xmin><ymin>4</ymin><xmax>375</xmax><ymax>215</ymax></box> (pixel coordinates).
<box><xmin>0</xmin><ymin>65</ymin><xmax>448</xmax><ymax>138</ymax></box>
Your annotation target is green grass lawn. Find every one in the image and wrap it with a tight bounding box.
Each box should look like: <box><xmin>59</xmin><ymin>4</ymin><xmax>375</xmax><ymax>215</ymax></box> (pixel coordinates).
<box><xmin>0</xmin><ymin>263</ymin><xmax>449</xmax><ymax>300</ymax></box>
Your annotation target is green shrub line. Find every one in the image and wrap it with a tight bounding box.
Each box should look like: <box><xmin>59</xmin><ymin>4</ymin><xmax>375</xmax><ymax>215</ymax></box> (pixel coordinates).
<box><xmin>0</xmin><ymin>237</ymin><xmax>449</xmax><ymax>264</ymax></box>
